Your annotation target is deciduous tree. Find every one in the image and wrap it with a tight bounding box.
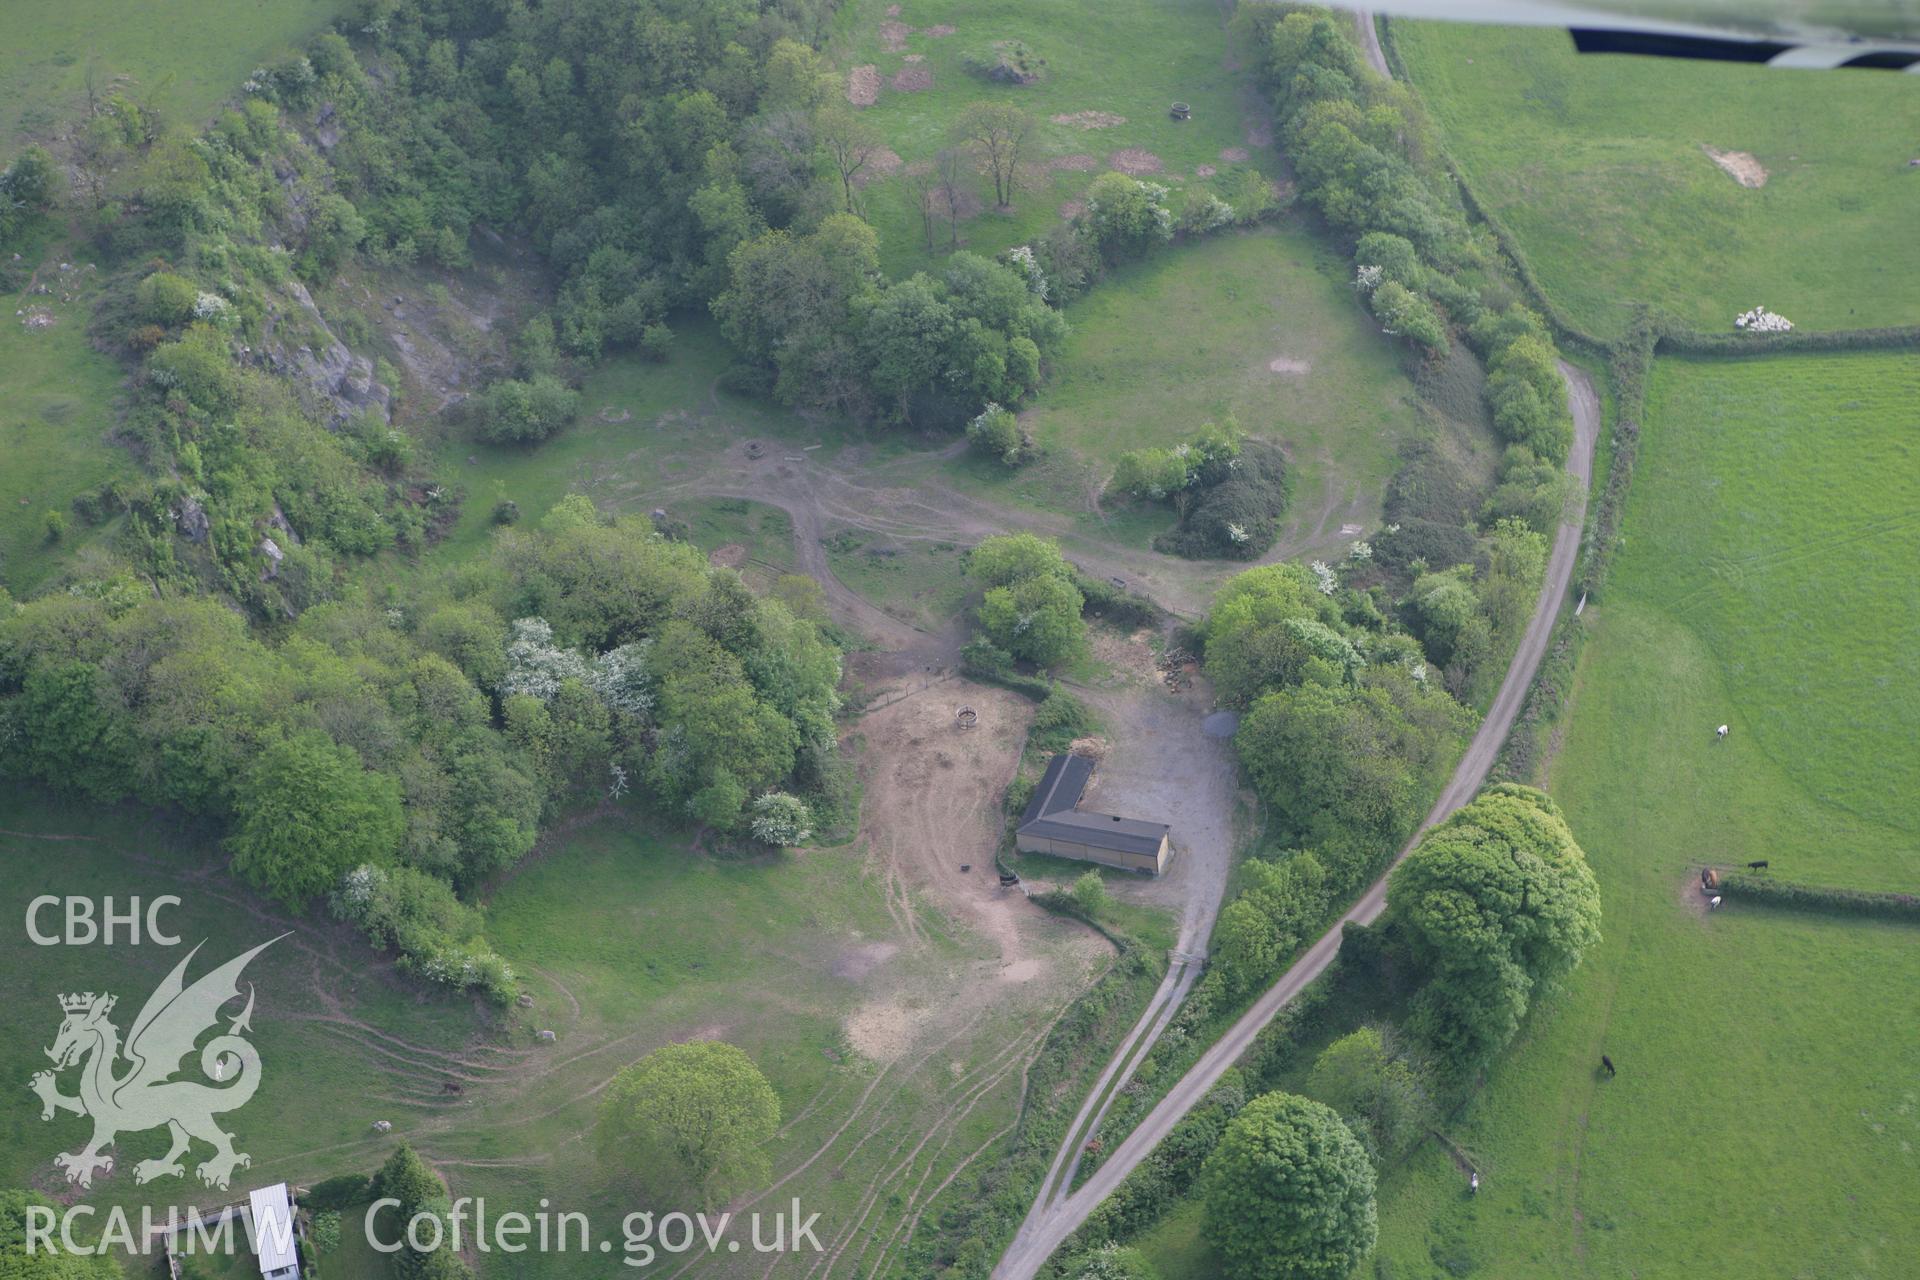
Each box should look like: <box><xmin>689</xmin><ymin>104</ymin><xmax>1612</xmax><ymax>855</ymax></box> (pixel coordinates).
<box><xmin>1202</xmin><ymin>1091</ymin><xmax>1377</xmax><ymax>1280</ymax></box>
<box><xmin>1389</xmin><ymin>784</ymin><xmax>1601</xmax><ymax>1073</ymax></box>
<box><xmin>815</xmin><ymin>106</ymin><xmax>881</xmax><ymax>214</ymax></box>
<box><xmin>976</xmin><ymin>573</ymin><xmax>1086</xmax><ymax>669</ymax></box>
<box><xmin>597</xmin><ymin>1041</ymin><xmax>781</xmax><ymax>1208</ymax></box>
<box><xmin>966</xmin><ymin>532</ymin><xmax>1071</xmax><ymax>589</ymax></box>
<box><xmin>227</xmin><ymin>730</ymin><xmax>405</xmax><ymax>909</ymax></box>
<box><xmin>955</xmin><ymin>102</ymin><xmax>1033</xmax><ymax>207</ymax></box>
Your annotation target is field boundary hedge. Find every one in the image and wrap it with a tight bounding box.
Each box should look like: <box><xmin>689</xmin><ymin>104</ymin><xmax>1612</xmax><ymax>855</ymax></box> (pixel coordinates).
<box><xmin>1716</xmin><ymin>872</ymin><xmax>1920</xmax><ymax>923</ymax></box>
<box><xmin>1577</xmin><ymin>325</ymin><xmax>1653</xmax><ymax>598</ymax></box>
<box><xmin>1654</xmin><ymin>324</ymin><xmax>1920</xmax><ymax>356</ymax></box>
<box><xmin>1375</xmin><ymin>16</ymin><xmax>1611</xmax><ymax>358</ymax></box>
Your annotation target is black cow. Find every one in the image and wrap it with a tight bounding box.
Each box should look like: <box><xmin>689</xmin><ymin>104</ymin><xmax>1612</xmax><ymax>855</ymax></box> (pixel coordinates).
<box><xmin>1601</xmin><ymin>1055</ymin><xmax>1616</xmax><ymax>1078</ymax></box>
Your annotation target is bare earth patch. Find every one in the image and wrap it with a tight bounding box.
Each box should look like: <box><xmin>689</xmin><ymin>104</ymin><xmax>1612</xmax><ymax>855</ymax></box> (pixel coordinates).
<box><xmin>903</xmin><ymin>52</ymin><xmax>925</xmax><ymax>63</ymax></box>
<box><xmin>857</xmin><ymin>147</ymin><xmax>904</xmax><ymax>185</ymax></box>
<box><xmin>847</xmin><ymin>64</ymin><xmax>881</xmax><ymax>106</ymax></box>
<box><xmin>831</xmin><ymin>940</ymin><xmax>899</xmax><ymax>982</ymax></box>
<box><xmin>1219</xmin><ymin>145</ymin><xmax>1250</xmax><ymax>163</ymax></box>
<box><xmin>1108</xmin><ymin>148</ymin><xmax>1165</xmax><ymax>175</ymax></box>
<box><xmin>1243</xmin><ymin>118</ymin><xmax>1273</xmax><ymax>148</ymax></box>
<box><xmin>885</xmin><ymin>2</ymin><xmax>901</xmax><ymax>13</ymax></box>
<box><xmin>1088</xmin><ymin>627</ymin><xmax>1161</xmax><ymax>687</ymax></box>
<box><xmin>847</xmin><ymin>999</ymin><xmax>923</xmax><ymax>1062</ymax></box>
<box><xmin>1678</xmin><ymin>870</ymin><xmax>1715</xmax><ymax>921</ymax></box>
<box><xmin>1194</xmin><ymin>164</ymin><xmax>1216</xmax><ymax>178</ymax></box>
<box><xmin>892</xmin><ymin>65</ymin><xmax>933</xmax><ymax>92</ymax></box>
<box><xmin>930</xmin><ymin>186</ymin><xmax>984</xmax><ymax>221</ymax></box>
<box><xmin>20</xmin><ymin>307</ymin><xmax>56</xmax><ymax>330</ymax></box>
<box><xmin>1059</xmin><ymin>199</ymin><xmax>1086</xmax><ymax>220</ymax></box>
<box><xmin>1052</xmin><ymin>111</ymin><xmax>1127</xmax><ymax>130</ymax></box>
<box><xmin>1703</xmin><ymin>145</ymin><xmax>1768</xmax><ymax>188</ymax></box>
<box><xmin>1046</xmin><ymin>153</ymin><xmax>1100</xmax><ymax>173</ymax></box>
<box><xmin>597</xmin><ymin>406</ymin><xmax>632</xmax><ymax>423</ymax></box>
<box><xmin>999</xmin><ymin>959</ymin><xmax>1042</xmax><ymax>984</ymax></box>
<box><xmin>707</xmin><ymin>543</ymin><xmax>747</xmax><ymax>568</ymax></box>
<box><xmin>879</xmin><ymin>19</ymin><xmax>910</xmax><ymax>51</ymax></box>
<box><xmin>922</xmin><ymin>23</ymin><xmax>956</xmax><ymax>36</ymax></box>
<box><xmin>1268</xmin><ymin>356</ymin><xmax>1310</xmax><ymax>374</ymax></box>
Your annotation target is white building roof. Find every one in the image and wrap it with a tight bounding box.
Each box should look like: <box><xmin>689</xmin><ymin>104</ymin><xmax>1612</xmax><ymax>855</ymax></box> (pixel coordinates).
<box><xmin>247</xmin><ymin>1183</ymin><xmax>299</xmax><ymax>1278</ymax></box>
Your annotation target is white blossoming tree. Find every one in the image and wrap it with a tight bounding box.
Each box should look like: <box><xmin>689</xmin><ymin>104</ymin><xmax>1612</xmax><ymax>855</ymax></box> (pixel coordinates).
<box><xmin>750</xmin><ymin>792</ymin><xmax>814</xmax><ymax>847</ymax></box>
<box><xmin>502</xmin><ymin>617</ymin><xmax>588</xmax><ymax>700</ymax></box>
<box><xmin>588</xmin><ymin>640</ymin><xmax>656</xmax><ymax>719</ymax></box>
<box><xmin>1005</xmin><ymin>245</ymin><xmax>1049</xmax><ymax>300</ymax></box>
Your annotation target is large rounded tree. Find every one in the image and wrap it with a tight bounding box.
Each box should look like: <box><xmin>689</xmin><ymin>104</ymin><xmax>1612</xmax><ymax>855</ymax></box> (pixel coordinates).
<box><xmin>1388</xmin><ymin>783</ymin><xmax>1601</xmax><ymax>1073</ymax></box>
<box><xmin>596</xmin><ymin>1040</ymin><xmax>780</xmax><ymax>1208</ymax></box>
<box><xmin>1201</xmin><ymin>1092</ymin><xmax>1377</xmax><ymax>1280</ymax></box>
<box><xmin>227</xmin><ymin>729</ymin><xmax>404</xmax><ymax>909</ymax></box>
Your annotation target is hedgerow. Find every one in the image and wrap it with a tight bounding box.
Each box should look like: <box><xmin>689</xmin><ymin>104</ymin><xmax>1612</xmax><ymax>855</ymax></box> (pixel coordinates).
<box><xmin>1717</xmin><ymin>873</ymin><xmax>1920</xmax><ymax>922</ymax></box>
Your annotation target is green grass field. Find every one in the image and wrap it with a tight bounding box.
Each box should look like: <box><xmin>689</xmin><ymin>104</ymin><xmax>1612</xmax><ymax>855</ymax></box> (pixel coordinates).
<box><xmin>678</xmin><ymin>496</ymin><xmax>797</xmax><ymax>582</ymax></box>
<box><xmin>823</xmin><ymin>528</ymin><xmax>972</xmax><ymax>632</ymax></box>
<box><xmin>0</xmin><ymin>794</ymin><xmax>480</xmax><ymax>1203</ymax></box>
<box><xmin>832</xmin><ymin>0</ymin><xmax>1280</xmax><ymax>277</ymax></box>
<box><xmin>1371</xmin><ymin>351</ymin><xmax>1920</xmax><ymax>1277</ymax></box>
<box><xmin>948</xmin><ymin>225</ymin><xmax>1437</xmax><ymax>548</ymax></box>
<box><xmin>1</xmin><ymin>0</ymin><xmax>351</xmax><ymax>145</ymax></box>
<box><xmin>1392</xmin><ymin>21</ymin><xmax>1920</xmax><ymax>339</ymax></box>
<box><xmin>0</xmin><ymin>238</ymin><xmax>132</xmax><ymax>593</ymax></box>
<box><xmin>1617</xmin><ymin>353</ymin><xmax>1919</xmax><ymax>844</ymax></box>
<box><xmin>425</xmin><ymin>317</ymin><xmax>901</xmax><ymax>562</ymax></box>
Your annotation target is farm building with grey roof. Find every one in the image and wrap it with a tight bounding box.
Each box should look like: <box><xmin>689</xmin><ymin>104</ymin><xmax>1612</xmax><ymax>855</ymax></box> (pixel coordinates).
<box><xmin>1015</xmin><ymin>753</ymin><xmax>1171</xmax><ymax>875</ymax></box>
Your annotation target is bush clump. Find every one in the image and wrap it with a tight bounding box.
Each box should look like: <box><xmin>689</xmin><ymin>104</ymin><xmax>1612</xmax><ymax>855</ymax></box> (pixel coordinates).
<box><xmin>963</xmin><ymin>40</ymin><xmax>1045</xmax><ymax>84</ymax></box>
<box><xmin>1154</xmin><ymin>442</ymin><xmax>1290</xmax><ymax>560</ymax></box>
<box><xmin>474</xmin><ymin>375</ymin><xmax>580</xmax><ymax>444</ymax></box>
<box><xmin>330</xmin><ymin>864</ymin><xmax>518</xmax><ymax>1003</ymax></box>
<box><xmin>966</xmin><ymin>402</ymin><xmax>1034</xmax><ymax>467</ymax></box>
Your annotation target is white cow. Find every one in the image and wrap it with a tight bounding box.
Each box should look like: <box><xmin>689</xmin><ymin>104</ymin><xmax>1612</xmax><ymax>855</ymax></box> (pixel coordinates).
<box><xmin>1717</xmin><ymin>724</ymin><xmax>1730</xmax><ymax>741</ymax></box>
<box><xmin>1709</xmin><ymin>895</ymin><xmax>1722</xmax><ymax>910</ymax></box>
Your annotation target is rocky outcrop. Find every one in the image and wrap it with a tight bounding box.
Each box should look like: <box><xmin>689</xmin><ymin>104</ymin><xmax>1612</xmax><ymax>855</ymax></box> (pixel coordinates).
<box><xmin>314</xmin><ymin>102</ymin><xmax>342</xmax><ymax>152</ymax></box>
<box><xmin>259</xmin><ymin>279</ymin><xmax>392</xmax><ymax>429</ymax></box>
<box><xmin>267</xmin><ymin>503</ymin><xmax>302</xmax><ymax>547</ymax></box>
<box><xmin>176</xmin><ymin>494</ymin><xmax>210</xmax><ymax>543</ymax></box>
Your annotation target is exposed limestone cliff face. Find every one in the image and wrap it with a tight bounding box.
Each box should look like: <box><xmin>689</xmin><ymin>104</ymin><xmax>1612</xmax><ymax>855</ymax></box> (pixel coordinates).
<box><xmin>258</xmin><ymin>279</ymin><xmax>391</xmax><ymax>429</ymax></box>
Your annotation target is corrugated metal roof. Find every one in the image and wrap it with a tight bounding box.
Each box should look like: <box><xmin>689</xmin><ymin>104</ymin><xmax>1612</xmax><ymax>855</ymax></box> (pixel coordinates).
<box><xmin>1017</xmin><ymin>754</ymin><xmax>1168</xmax><ymax>855</ymax></box>
<box><xmin>1020</xmin><ymin>753</ymin><xmax>1093</xmax><ymax>826</ymax></box>
<box><xmin>247</xmin><ymin>1184</ymin><xmax>298</xmax><ymax>1277</ymax></box>
<box><xmin>1020</xmin><ymin>811</ymin><xmax>1170</xmax><ymax>856</ymax></box>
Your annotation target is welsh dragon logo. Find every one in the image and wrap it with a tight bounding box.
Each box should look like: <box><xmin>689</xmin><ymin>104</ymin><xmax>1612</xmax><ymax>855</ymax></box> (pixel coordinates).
<box><xmin>30</xmin><ymin>936</ymin><xmax>284</xmax><ymax>1190</ymax></box>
